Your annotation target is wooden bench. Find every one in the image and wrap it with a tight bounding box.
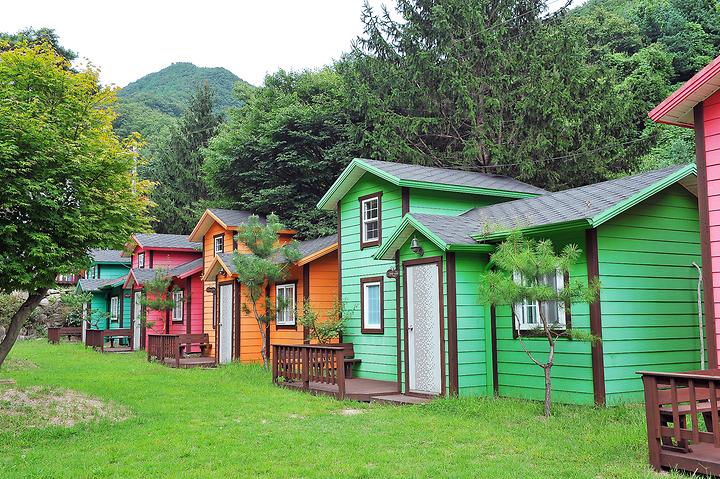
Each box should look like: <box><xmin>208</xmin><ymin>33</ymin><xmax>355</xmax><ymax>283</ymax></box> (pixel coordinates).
<box><xmin>657</xmin><ymin>385</ymin><xmax>720</xmax><ymax>452</ymax></box>
<box><xmin>337</xmin><ymin>343</ymin><xmax>361</xmax><ymax>379</ymax></box>
<box><xmin>48</xmin><ymin>326</ymin><xmax>82</xmax><ymax>344</ymax></box>
<box><xmin>177</xmin><ymin>333</ymin><xmax>211</xmax><ymax>357</ymax></box>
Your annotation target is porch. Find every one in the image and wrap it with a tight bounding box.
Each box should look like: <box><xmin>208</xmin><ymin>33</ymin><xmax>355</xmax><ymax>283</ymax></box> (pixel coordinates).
<box><xmin>272</xmin><ymin>344</ymin><xmax>428</xmax><ymax>403</ymax></box>
<box><xmin>640</xmin><ymin>369</ymin><xmax>720</xmax><ymax>476</ymax></box>
<box><xmin>85</xmin><ymin>328</ymin><xmax>133</xmax><ymax>353</ymax></box>
<box><xmin>147</xmin><ymin>333</ymin><xmax>216</xmax><ymax>369</ymax></box>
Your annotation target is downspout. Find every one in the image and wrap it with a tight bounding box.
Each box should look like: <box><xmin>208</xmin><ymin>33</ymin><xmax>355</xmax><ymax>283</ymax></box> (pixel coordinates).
<box><xmin>692</xmin><ymin>261</ymin><xmax>706</xmax><ymax>369</ymax></box>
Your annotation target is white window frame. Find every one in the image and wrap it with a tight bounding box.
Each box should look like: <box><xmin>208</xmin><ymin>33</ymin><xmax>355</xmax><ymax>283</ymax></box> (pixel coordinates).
<box><xmin>214</xmin><ymin>235</ymin><xmax>224</xmax><ymax>254</ymax></box>
<box><xmin>138</xmin><ymin>252</ymin><xmax>145</xmax><ymax>269</ymax></box>
<box><xmin>513</xmin><ymin>270</ymin><xmax>566</xmax><ymax>332</ymax></box>
<box><xmin>110</xmin><ymin>296</ymin><xmax>119</xmax><ymax>323</ymax></box>
<box><xmin>172</xmin><ymin>290</ymin><xmax>184</xmax><ymax>323</ymax></box>
<box><xmin>361</xmin><ymin>197</ymin><xmax>380</xmax><ymax>243</ymax></box>
<box><xmin>362</xmin><ymin>280</ymin><xmax>382</xmax><ymax>331</ymax></box>
<box><xmin>275</xmin><ymin>283</ymin><xmax>296</xmax><ymax>326</ymax></box>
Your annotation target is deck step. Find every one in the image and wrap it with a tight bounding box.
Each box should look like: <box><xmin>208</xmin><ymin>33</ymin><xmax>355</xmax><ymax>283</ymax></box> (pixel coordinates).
<box><xmin>370</xmin><ymin>394</ymin><xmax>431</xmax><ymax>405</ymax></box>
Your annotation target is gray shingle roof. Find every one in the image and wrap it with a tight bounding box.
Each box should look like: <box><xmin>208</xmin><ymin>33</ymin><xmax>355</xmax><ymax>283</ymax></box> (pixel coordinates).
<box><xmin>216</xmin><ymin>252</ymin><xmax>238</xmax><ymax>275</ymax></box>
<box><xmin>77</xmin><ymin>278</ymin><xmax>119</xmax><ymax>292</ymax></box>
<box><xmin>129</xmin><ymin>268</ymin><xmax>160</xmax><ymax>285</ymax></box>
<box><xmin>297</xmin><ymin>235</ymin><xmax>337</xmax><ymax>258</ymax></box>
<box><xmin>90</xmin><ymin>249</ymin><xmax>130</xmax><ymax>264</ymax></box>
<box><xmin>168</xmin><ymin>258</ymin><xmax>204</xmax><ymax>278</ymax></box>
<box><xmin>410</xmin><ymin>165</ymin><xmax>690</xmax><ymax>244</ymax></box>
<box><xmin>362</xmin><ymin>158</ymin><xmax>547</xmax><ymax>195</ymax></box>
<box><xmin>134</xmin><ymin>234</ymin><xmax>200</xmax><ymax>250</ymax></box>
<box><xmin>209</xmin><ymin>209</ymin><xmax>265</xmax><ymax>227</ymax></box>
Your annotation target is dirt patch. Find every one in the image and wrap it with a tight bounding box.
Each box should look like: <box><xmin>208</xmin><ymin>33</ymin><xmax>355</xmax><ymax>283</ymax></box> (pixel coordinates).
<box><xmin>335</xmin><ymin>408</ymin><xmax>365</xmax><ymax>416</ymax></box>
<box><xmin>1</xmin><ymin>359</ymin><xmax>38</xmax><ymax>371</ymax></box>
<box><xmin>0</xmin><ymin>386</ymin><xmax>130</xmax><ymax>429</ymax></box>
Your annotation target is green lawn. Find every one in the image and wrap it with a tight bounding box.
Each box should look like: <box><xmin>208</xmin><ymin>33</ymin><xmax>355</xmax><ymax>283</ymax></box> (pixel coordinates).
<box><xmin>0</xmin><ymin>341</ymin><xmax>675</xmax><ymax>478</ymax></box>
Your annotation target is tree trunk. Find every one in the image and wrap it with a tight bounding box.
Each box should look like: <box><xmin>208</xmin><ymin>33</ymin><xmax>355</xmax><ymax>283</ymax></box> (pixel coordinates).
<box><xmin>543</xmin><ymin>364</ymin><xmax>552</xmax><ymax>418</ymax></box>
<box><xmin>0</xmin><ymin>289</ymin><xmax>48</xmax><ymax>368</ymax></box>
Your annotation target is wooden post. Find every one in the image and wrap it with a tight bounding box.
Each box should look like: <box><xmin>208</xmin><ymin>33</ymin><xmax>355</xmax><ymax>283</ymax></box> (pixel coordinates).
<box><xmin>302</xmin><ymin>347</ymin><xmax>310</xmax><ymax>391</ymax></box>
<box><xmin>272</xmin><ymin>345</ymin><xmax>278</xmax><ymax>384</ymax></box>
<box><xmin>337</xmin><ymin>348</ymin><xmax>346</xmax><ymax>400</ymax></box>
<box><xmin>642</xmin><ymin>375</ymin><xmax>662</xmax><ymax>472</ymax></box>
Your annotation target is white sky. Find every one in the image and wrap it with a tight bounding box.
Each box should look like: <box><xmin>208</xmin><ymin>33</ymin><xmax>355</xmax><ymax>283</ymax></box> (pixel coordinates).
<box><xmin>1</xmin><ymin>0</ymin><xmax>582</xmax><ymax>88</ymax></box>
<box><xmin>0</xmin><ymin>0</ymin><xmax>391</xmax><ymax>87</ymax></box>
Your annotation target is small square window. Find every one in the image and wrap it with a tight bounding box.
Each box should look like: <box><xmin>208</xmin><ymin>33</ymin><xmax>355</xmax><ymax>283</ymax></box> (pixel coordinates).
<box><xmin>172</xmin><ymin>290</ymin><xmax>184</xmax><ymax>322</ymax></box>
<box><xmin>275</xmin><ymin>284</ymin><xmax>296</xmax><ymax>326</ymax></box>
<box><xmin>138</xmin><ymin>252</ymin><xmax>145</xmax><ymax>269</ymax></box>
<box><xmin>214</xmin><ymin>235</ymin><xmax>224</xmax><ymax>254</ymax></box>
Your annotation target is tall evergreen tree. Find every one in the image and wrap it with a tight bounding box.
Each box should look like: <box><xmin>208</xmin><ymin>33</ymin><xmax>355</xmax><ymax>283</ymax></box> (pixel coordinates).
<box><xmin>149</xmin><ymin>82</ymin><xmax>221</xmax><ymax>234</ymax></box>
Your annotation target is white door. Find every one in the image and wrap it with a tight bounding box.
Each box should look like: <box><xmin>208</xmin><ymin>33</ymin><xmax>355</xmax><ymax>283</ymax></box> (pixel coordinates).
<box><xmin>406</xmin><ymin>262</ymin><xmax>442</xmax><ymax>395</ymax></box>
<box><xmin>133</xmin><ymin>291</ymin><xmax>142</xmax><ymax>350</ymax></box>
<box><xmin>218</xmin><ymin>283</ymin><xmax>234</xmax><ymax>364</ymax></box>
<box><xmin>81</xmin><ymin>303</ymin><xmax>87</xmax><ymax>343</ymax></box>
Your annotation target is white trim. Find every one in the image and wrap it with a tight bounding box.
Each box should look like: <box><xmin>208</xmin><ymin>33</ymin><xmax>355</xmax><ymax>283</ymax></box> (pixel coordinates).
<box><xmin>110</xmin><ymin>296</ymin><xmax>119</xmax><ymax>323</ymax></box>
<box><xmin>513</xmin><ymin>270</ymin><xmax>566</xmax><ymax>331</ymax></box>
<box><xmin>172</xmin><ymin>290</ymin><xmax>184</xmax><ymax>322</ymax></box>
<box><xmin>361</xmin><ymin>197</ymin><xmax>380</xmax><ymax>243</ymax></box>
<box><xmin>214</xmin><ymin>236</ymin><xmax>224</xmax><ymax>254</ymax></box>
<box><xmin>138</xmin><ymin>252</ymin><xmax>145</xmax><ymax>269</ymax></box>
<box><xmin>362</xmin><ymin>281</ymin><xmax>382</xmax><ymax>330</ymax></box>
<box><xmin>275</xmin><ymin>283</ymin><xmax>296</xmax><ymax>326</ymax></box>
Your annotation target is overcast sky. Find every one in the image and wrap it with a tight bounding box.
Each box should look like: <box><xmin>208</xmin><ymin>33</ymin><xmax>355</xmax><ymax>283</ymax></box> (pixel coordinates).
<box><xmin>0</xmin><ymin>0</ymin><xmax>390</xmax><ymax>87</ymax></box>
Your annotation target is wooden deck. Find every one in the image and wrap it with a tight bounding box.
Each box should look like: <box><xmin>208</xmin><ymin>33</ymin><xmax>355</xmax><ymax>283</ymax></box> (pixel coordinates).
<box><xmin>161</xmin><ymin>356</ymin><xmax>216</xmax><ymax>368</ymax></box>
<box><xmin>281</xmin><ymin>377</ymin><xmax>399</xmax><ymax>402</ymax></box>
<box><xmin>640</xmin><ymin>369</ymin><xmax>720</xmax><ymax>476</ymax></box>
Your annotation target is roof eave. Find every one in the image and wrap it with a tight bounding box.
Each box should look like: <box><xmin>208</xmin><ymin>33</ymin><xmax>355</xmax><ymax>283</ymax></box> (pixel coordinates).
<box><xmin>472</xmin><ymin>219</ymin><xmax>592</xmax><ymax>242</ymax></box>
<box><xmin>297</xmin><ymin>243</ymin><xmax>338</xmax><ymax>266</ymax></box>
<box><xmin>397</xmin><ymin>179</ymin><xmax>541</xmax><ymax>199</ymax></box>
<box><xmin>375</xmin><ymin>214</ymin><xmax>450</xmax><ymax>260</ymax></box>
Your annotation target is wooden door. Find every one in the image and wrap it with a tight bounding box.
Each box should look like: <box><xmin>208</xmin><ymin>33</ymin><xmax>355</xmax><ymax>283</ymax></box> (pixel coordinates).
<box><xmin>218</xmin><ymin>283</ymin><xmax>234</xmax><ymax>364</ymax></box>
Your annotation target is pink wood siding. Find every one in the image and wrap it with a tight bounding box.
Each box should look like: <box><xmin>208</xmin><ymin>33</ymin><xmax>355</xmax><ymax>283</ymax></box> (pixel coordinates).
<box><xmin>151</xmin><ymin>251</ymin><xmax>200</xmax><ymax>269</ymax></box>
<box><xmin>704</xmin><ymin>90</ymin><xmax>720</xmax><ymax>364</ymax></box>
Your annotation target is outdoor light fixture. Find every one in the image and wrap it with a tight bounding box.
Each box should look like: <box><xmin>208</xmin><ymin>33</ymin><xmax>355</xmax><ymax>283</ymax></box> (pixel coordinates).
<box><xmin>410</xmin><ymin>236</ymin><xmax>424</xmax><ymax>256</ymax></box>
<box><xmin>205</xmin><ymin>287</ymin><xmax>216</xmax><ymax>294</ymax></box>
<box><xmin>218</xmin><ymin>268</ymin><xmax>226</xmax><ymax>277</ymax></box>
<box><xmin>386</xmin><ymin>268</ymin><xmax>399</xmax><ymax>279</ymax></box>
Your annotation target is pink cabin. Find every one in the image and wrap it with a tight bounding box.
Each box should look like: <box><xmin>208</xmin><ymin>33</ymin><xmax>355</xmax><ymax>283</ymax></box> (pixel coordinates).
<box><xmin>121</xmin><ymin>234</ymin><xmax>203</xmax><ymax>351</ymax></box>
<box><xmin>641</xmin><ymin>55</ymin><xmax>720</xmax><ymax>475</ymax></box>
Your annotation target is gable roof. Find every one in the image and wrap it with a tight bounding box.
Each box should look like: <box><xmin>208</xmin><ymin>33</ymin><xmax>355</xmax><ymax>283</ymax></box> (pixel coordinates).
<box><xmin>167</xmin><ymin>258</ymin><xmax>204</xmax><ymax>279</ymax></box>
<box><xmin>189</xmin><ymin>208</ymin><xmax>295</xmax><ymax>242</ymax></box>
<box><xmin>650</xmin><ymin>55</ymin><xmax>720</xmax><ymax>127</ymax></box>
<box><xmin>125</xmin><ymin>233</ymin><xmax>200</xmax><ymax>254</ymax></box>
<box><xmin>297</xmin><ymin>235</ymin><xmax>337</xmax><ymax>266</ymax></box>
<box><xmin>89</xmin><ymin>249</ymin><xmax>130</xmax><ymax>265</ymax></box>
<box><xmin>123</xmin><ymin>268</ymin><xmax>159</xmax><ymax>288</ymax></box>
<box><xmin>77</xmin><ymin>277</ymin><xmax>119</xmax><ymax>292</ymax></box>
<box><xmin>203</xmin><ymin>253</ymin><xmax>238</xmax><ymax>281</ymax></box>
<box><xmin>317</xmin><ymin>158</ymin><xmax>547</xmax><ymax>210</ymax></box>
<box><xmin>376</xmin><ymin>164</ymin><xmax>697</xmax><ymax>259</ymax></box>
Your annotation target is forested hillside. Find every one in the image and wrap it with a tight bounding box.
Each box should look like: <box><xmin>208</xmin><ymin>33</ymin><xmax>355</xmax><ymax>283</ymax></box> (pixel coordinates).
<box><xmin>113</xmin><ymin>62</ymin><xmax>248</xmax><ymax>159</ymax></box>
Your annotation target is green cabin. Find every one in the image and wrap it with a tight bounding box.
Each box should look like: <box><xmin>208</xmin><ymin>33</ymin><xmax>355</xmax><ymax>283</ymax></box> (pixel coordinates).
<box><xmin>76</xmin><ymin>249</ymin><xmax>132</xmax><ymax>330</ymax></box>
<box><xmin>318</xmin><ymin>158</ymin><xmax>703</xmax><ymax>405</ymax></box>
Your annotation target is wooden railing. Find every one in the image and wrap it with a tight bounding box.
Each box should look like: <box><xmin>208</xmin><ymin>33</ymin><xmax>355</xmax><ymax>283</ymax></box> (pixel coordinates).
<box><xmin>48</xmin><ymin>326</ymin><xmax>82</xmax><ymax>344</ymax></box>
<box><xmin>85</xmin><ymin>328</ymin><xmax>133</xmax><ymax>353</ymax></box>
<box><xmin>272</xmin><ymin>344</ymin><xmax>346</xmax><ymax>399</ymax></box>
<box><xmin>147</xmin><ymin>333</ymin><xmax>212</xmax><ymax>368</ymax></box>
<box><xmin>640</xmin><ymin>369</ymin><xmax>720</xmax><ymax>471</ymax></box>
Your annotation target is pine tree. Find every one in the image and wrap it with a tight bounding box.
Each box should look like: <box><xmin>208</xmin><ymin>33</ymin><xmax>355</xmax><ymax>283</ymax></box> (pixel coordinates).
<box><xmin>150</xmin><ymin>82</ymin><xmax>221</xmax><ymax>234</ymax></box>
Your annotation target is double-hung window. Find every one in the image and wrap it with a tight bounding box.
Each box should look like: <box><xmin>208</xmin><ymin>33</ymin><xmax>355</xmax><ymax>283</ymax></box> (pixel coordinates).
<box><xmin>361</xmin><ymin>277</ymin><xmax>383</xmax><ymax>333</ymax></box>
<box><xmin>359</xmin><ymin>193</ymin><xmax>382</xmax><ymax>248</ymax></box>
<box><xmin>138</xmin><ymin>252</ymin><xmax>145</xmax><ymax>269</ymax></box>
<box><xmin>214</xmin><ymin>235</ymin><xmax>224</xmax><ymax>254</ymax></box>
<box><xmin>172</xmin><ymin>290</ymin><xmax>184</xmax><ymax>322</ymax></box>
<box><xmin>513</xmin><ymin>270</ymin><xmax>566</xmax><ymax>332</ymax></box>
<box><xmin>110</xmin><ymin>296</ymin><xmax>119</xmax><ymax>323</ymax></box>
<box><xmin>276</xmin><ymin>283</ymin><xmax>296</xmax><ymax>326</ymax></box>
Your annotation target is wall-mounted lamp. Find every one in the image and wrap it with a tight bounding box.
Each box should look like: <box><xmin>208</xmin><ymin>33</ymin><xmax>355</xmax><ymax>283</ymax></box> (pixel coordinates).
<box><xmin>386</xmin><ymin>268</ymin><xmax>399</xmax><ymax>279</ymax></box>
<box><xmin>218</xmin><ymin>268</ymin><xmax>226</xmax><ymax>277</ymax></box>
<box><xmin>205</xmin><ymin>287</ymin><xmax>216</xmax><ymax>294</ymax></box>
<box><xmin>410</xmin><ymin>236</ymin><xmax>424</xmax><ymax>256</ymax></box>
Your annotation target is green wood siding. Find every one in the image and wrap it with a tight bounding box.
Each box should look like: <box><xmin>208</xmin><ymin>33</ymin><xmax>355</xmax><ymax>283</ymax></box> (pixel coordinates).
<box><xmin>96</xmin><ymin>263</ymin><xmax>129</xmax><ymax>279</ymax></box>
<box><xmin>409</xmin><ymin>189</ymin><xmax>510</xmax><ymax>216</ymax></box>
<box><xmin>340</xmin><ymin>175</ymin><xmax>401</xmax><ymax>381</ymax></box>
<box><xmin>494</xmin><ymin>231</ymin><xmax>595</xmax><ymax>405</ymax></box>
<box><xmin>597</xmin><ymin>184</ymin><xmax>703</xmax><ymax>405</ymax></box>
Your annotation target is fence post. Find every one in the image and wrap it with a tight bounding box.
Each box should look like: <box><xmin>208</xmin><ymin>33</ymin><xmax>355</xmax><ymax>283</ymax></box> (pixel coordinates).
<box><xmin>302</xmin><ymin>347</ymin><xmax>310</xmax><ymax>390</ymax></box>
<box><xmin>272</xmin><ymin>345</ymin><xmax>278</xmax><ymax>384</ymax></box>
<box><xmin>336</xmin><ymin>348</ymin><xmax>346</xmax><ymax>400</ymax></box>
<box><xmin>642</xmin><ymin>375</ymin><xmax>661</xmax><ymax>472</ymax></box>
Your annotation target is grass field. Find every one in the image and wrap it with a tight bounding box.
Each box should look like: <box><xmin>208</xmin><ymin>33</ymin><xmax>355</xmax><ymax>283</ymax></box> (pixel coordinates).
<box><xmin>0</xmin><ymin>341</ymin><xmax>676</xmax><ymax>478</ymax></box>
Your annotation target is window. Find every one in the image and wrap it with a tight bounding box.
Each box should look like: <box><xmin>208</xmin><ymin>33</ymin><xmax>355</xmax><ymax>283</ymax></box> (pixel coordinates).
<box><xmin>276</xmin><ymin>283</ymin><xmax>296</xmax><ymax>326</ymax></box>
<box><xmin>138</xmin><ymin>252</ymin><xmax>145</xmax><ymax>269</ymax></box>
<box><xmin>214</xmin><ymin>235</ymin><xmax>224</xmax><ymax>254</ymax></box>
<box><xmin>359</xmin><ymin>192</ymin><xmax>382</xmax><ymax>248</ymax></box>
<box><xmin>172</xmin><ymin>290</ymin><xmax>184</xmax><ymax>322</ymax></box>
<box><xmin>110</xmin><ymin>296</ymin><xmax>119</xmax><ymax>323</ymax></box>
<box><xmin>513</xmin><ymin>270</ymin><xmax>566</xmax><ymax>332</ymax></box>
<box><xmin>361</xmin><ymin>277</ymin><xmax>383</xmax><ymax>333</ymax></box>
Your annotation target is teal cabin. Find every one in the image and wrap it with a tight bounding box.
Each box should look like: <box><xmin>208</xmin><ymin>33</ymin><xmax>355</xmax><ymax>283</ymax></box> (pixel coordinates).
<box><xmin>318</xmin><ymin>158</ymin><xmax>703</xmax><ymax>405</ymax></box>
<box><xmin>76</xmin><ymin>249</ymin><xmax>132</xmax><ymax>331</ymax></box>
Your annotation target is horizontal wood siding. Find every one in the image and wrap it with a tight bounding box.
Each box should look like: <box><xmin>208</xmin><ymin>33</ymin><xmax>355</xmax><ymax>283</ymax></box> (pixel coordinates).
<box><xmin>704</xmin><ymin>90</ymin><xmax>720</xmax><ymax>365</ymax></box>
<box><xmin>340</xmin><ymin>175</ymin><xmax>400</xmax><ymax>382</ymax></box>
<box><xmin>96</xmin><ymin>264</ymin><xmax>129</xmax><ymax>279</ymax></box>
<box><xmin>409</xmin><ymin>189</ymin><xmax>511</xmax><ymax>215</ymax></box>
<box><xmin>167</xmin><ymin>274</ymin><xmax>203</xmax><ymax>337</ymax></box>
<box><xmin>150</xmin><ymin>251</ymin><xmax>200</xmax><ymax>269</ymax></box>
<box><xmin>495</xmin><ymin>231</ymin><xmax>595</xmax><ymax>405</ymax></box>
<box><xmin>597</xmin><ymin>184</ymin><xmax>703</xmax><ymax>405</ymax></box>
